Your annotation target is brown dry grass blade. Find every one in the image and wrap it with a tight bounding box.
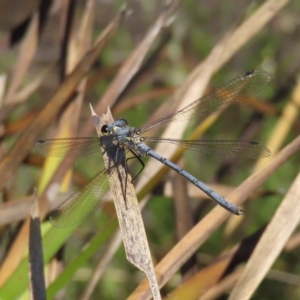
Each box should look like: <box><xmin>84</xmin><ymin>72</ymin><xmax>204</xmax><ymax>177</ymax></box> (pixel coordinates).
<box><xmin>285</xmin><ymin>232</ymin><xmax>300</xmax><ymax>252</ymax></box>
<box><xmin>201</xmin><ymin>267</ymin><xmax>245</xmax><ymax>300</ymax></box>
<box><xmin>128</xmin><ymin>134</ymin><xmax>300</xmax><ymax>300</ymax></box>
<box><xmin>7</xmin><ymin>64</ymin><xmax>56</xmax><ymax>106</ymax></box>
<box><xmin>91</xmin><ymin>105</ymin><xmax>161</xmax><ymax>300</ymax></box>
<box><xmin>255</xmin><ymin>77</ymin><xmax>300</xmax><ymax>170</ymax></box>
<box><xmin>29</xmin><ymin>189</ymin><xmax>46</xmax><ymax>300</ymax></box>
<box><xmin>135</xmin><ymin>0</ymin><xmax>290</xmax><ymax>198</ymax></box>
<box><xmin>0</xmin><ymin>6</ymin><xmax>129</xmax><ymax>287</ymax></box>
<box><xmin>0</xmin><ymin>6</ymin><xmax>129</xmax><ymax>192</ymax></box>
<box><xmin>215</xmin><ymin>0</ymin><xmax>290</xmax><ymax>68</ymax></box>
<box><xmin>238</xmin><ymin>95</ymin><xmax>278</xmax><ymax>116</ymax></box>
<box><xmin>229</xmin><ymin>171</ymin><xmax>300</xmax><ymax>299</ymax></box>
<box><xmin>38</xmin><ymin>0</ymin><xmax>96</xmax><ymax>194</ymax></box>
<box><xmin>0</xmin><ymin>194</ymin><xmax>66</xmax><ymax>226</ymax></box>
<box><xmin>92</xmin><ymin>0</ymin><xmax>181</xmax><ymax>115</ymax></box>
<box><xmin>0</xmin><ymin>74</ymin><xmax>6</xmax><ymax>106</ymax></box>
<box><xmin>2</xmin><ymin>110</ymin><xmax>40</xmax><ymax>137</ymax></box>
<box><xmin>164</xmin><ymin>226</ymin><xmax>266</xmax><ymax>299</ymax></box>
<box><xmin>164</xmin><ymin>257</ymin><xmax>233</xmax><ymax>300</ymax></box>
<box><xmin>171</xmin><ymin>169</ymin><xmax>197</xmax><ymax>280</ymax></box>
<box><xmin>4</xmin><ymin>12</ymin><xmax>39</xmax><ymax>104</ymax></box>
<box><xmin>224</xmin><ymin>70</ymin><xmax>300</xmax><ymax>243</ymax></box>
<box><xmin>0</xmin><ymin>196</ymin><xmax>34</xmax><ymax>226</ymax></box>
<box><xmin>80</xmin><ymin>195</ymin><xmax>151</xmax><ymax>300</ymax></box>
<box><xmin>0</xmin><ymin>13</ymin><xmax>45</xmax><ymax>123</ymax></box>
<box><xmin>141</xmin><ymin>0</ymin><xmax>290</xmax><ymax>131</ymax></box>
<box><xmin>112</xmin><ymin>87</ymin><xmax>175</xmax><ymax>115</ymax></box>
<box><xmin>70</xmin><ymin>0</ymin><xmax>292</xmax><ymax>295</ymax></box>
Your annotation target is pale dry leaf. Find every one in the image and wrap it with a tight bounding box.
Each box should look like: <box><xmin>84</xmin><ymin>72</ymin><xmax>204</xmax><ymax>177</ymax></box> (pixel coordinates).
<box><xmin>125</xmin><ymin>1</ymin><xmax>291</xmax><ymax>298</ymax></box>
<box><xmin>229</xmin><ymin>172</ymin><xmax>300</xmax><ymax>300</ymax></box>
<box><xmin>0</xmin><ymin>7</ymin><xmax>129</xmax><ymax>287</ymax></box>
<box><xmin>201</xmin><ymin>267</ymin><xmax>245</xmax><ymax>300</ymax></box>
<box><xmin>93</xmin><ymin>0</ymin><xmax>180</xmax><ymax>114</ymax></box>
<box><xmin>128</xmin><ymin>133</ymin><xmax>300</xmax><ymax>300</ymax></box>
<box><xmin>10</xmin><ymin>64</ymin><xmax>55</xmax><ymax>105</ymax></box>
<box><xmin>90</xmin><ymin>105</ymin><xmax>161</xmax><ymax>300</ymax></box>
<box><xmin>4</xmin><ymin>13</ymin><xmax>39</xmax><ymax>103</ymax></box>
<box><xmin>135</xmin><ymin>0</ymin><xmax>290</xmax><ymax>196</ymax></box>
<box><xmin>0</xmin><ymin>74</ymin><xmax>7</xmax><ymax>107</ymax></box>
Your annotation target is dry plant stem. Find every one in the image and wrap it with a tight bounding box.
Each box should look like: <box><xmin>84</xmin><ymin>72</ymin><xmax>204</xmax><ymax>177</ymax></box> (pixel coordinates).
<box><xmin>0</xmin><ymin>6</ymin><xmax>128</xmax><ymax>192</ymax></box>
<box><xmin>0</xmin><ymin>17</ymin><xmax>47</xmax><ymax>121</ymax></box>
<box><xmin>39</xmin><ymin>0</ymin><xmax>95</xmax><ymax>194</ymax></box>
<box><xmin>171</xmin><ymin>168</ymin><xmax>197</xmax><ymax>281</ymax></box>
<box><xmin>8</xmin><ymin>64</ymin><xmax>56</xmax><ymax>105</ymax></box>
<box><xmin>0</xmin><ymin>196</ymin><xmax>34</xmax><ymax>225</ymax></box>
<box><xmin>90</xmin><ymin>106</ymin><xmax>161</xmax><ymax>300</ymax></box>
<box><xmin>223</xmin><ymin>79</ymin><xmax>299</xmax><ymax>241</ymax></box>
<box><xmin>0</xmin><ymin>0</ymin><xmax>288</xmax><ymax>291</ymax></box>
<box><xmin>266</xmin><ymin>269</ymin><xmax>300</xmax><ymax>285</ymax></box>
<box><xmin>201</xmin><ymin>267</ymin><xmax>245</xmax><ymax>300</ymax></box>
<box><xmin>128</xmin><ymin>135</ymin><xmax>300</xmax><ymax>300</ymax></box>
<box><xmin>164</xmin><ymin>226</ymin><xmax>265</xmax><ymax>299</ymax></box>
<box><xmin>74</xmin><ymin>0</ymin><xmax>290</xmax><ymax>293</ymax></box>
<box><xmin>239</xmin><ymin>95</ymin><xmax>278</xmax><ymax>116</ymax></box>
<box><xmin>141</xmin><ymin>0</ymin><xmax>289</xmax><ymax>129</ymax></box>
<box><xmin>59</xmin><ymin>0</ymin><xmax>77</xmax><ymax>78</ymax></box>
<box><xmin>112</xmin><ymin>87</ymin><xmax>175</xmax><ymax>115</ymax></box>
<box><xmin>89</xmin><ymin>0</ymin><xmax>180</xmax><ymax>128</ymax></box>
<box><xmin>134</xmin><ymin>43</ymin><xmax>224</xmax><ymax>199</ymax></box>
<box><xmin>284</xmin><ymin>232</ymin><xmax>300</xmax><ymax>252</ymax></box>
<box><xmin>19</xmin><ymin>0</ymin><xmax>176</xmax><ymax>221</ymax></box>
<box><xmin>39</xmin><ymin>0</ymin><xmax>92</xmax><ymax>196</ymax></box>
<box><xmin>229</xmin><ymin>171</ymin><xmax>300</xmax><ymax>300</ymax></box>
<box><xmin>164</xmin><ymin>256</ymin><xmax>237</xmax><ymax>300</ymax></box>
<box><xmin>80</xmin><ymin>194</ymin><xmax>150</xmax><ymax>299</ymax></box>
<box><xmin>134</xmin><ymin>0</ymin><xmax>290</xmax><ymax>197</ymax></box>
<box><xmin>0</xmin><ymin>153</ymin><xmax>73</xmax><ymax>284</ymax></box>
<box><xmin>215</xmin><ymin>0</ymin><xmax>290</xmax><ymax>67</ymax></box>
<box><xmin>0</xmin><ymin>194</ymin><xmax>66</xmax><ymax>226</ymax></box>
<box><xmin>4</xmin><ymin>13</ymin><xmax>38</xmax><ymax>104</ymax></box>
<box><xmin>254</xmin><ymin>78</ymin><xmax>300</xmax><ymax>170</ymax></box>
<box><xmin>0</xmin><ymin>75</ymin><xmax>6</xmax><ymax>106</ymax></box>
<box><xmin>0</xmin><ymin>7</ymin><xmax>128</xmax><ymax>287</ymax></box>
<box><xmin>80</xmin><ymin>230</ymin><xmax>123</xmax><ymax>300</ymax></box>
<box><xmin>39</xmin><ymin>0</ymin><xmax>95</xmax><ymax>192</ymax></box>
<box><xmin>172</xmin><ymin>167</ymin><xmax>194</xmax><ymax>241</ymax></box>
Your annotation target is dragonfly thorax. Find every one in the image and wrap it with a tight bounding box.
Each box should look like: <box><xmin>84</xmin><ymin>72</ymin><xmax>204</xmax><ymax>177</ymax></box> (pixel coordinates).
<box><xmin>101</xmin><ymin>119</ymin><xmax>144</xmax><ymax>149</ymax></box>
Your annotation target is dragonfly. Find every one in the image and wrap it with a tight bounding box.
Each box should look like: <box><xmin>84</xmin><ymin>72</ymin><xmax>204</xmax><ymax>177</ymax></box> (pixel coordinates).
<box><xmin>36</xmin><ymin>70</ymin><xmax>271</xmax><ymax>227</ymax></box>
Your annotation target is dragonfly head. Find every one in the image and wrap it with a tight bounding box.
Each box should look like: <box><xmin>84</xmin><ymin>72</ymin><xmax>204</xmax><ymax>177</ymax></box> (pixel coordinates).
<box><xmin>101</xmin><ymin>119</ymin><xmax>128</xmax><ymax>135</ymax></box>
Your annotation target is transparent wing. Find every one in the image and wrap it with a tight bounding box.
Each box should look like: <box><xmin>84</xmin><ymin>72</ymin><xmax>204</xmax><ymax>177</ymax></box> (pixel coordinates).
<box><xmin>49</xmin><ymin>168</ymin><xmax>111</xmax><ymax>227</ymax></box>
<box><xmin>140</xmin><ymin>70</ymin><xmax>270</xmax><ymax>132</ymax></box>
<box><xmin>35</xmin><ymin>137</ymin><xmax>101</xmax><ymax>156</ymax></box>
<box><xmin>145</xmin><ymin>138</ymin><xmax>271</xmax><ymax>159</ymax></box>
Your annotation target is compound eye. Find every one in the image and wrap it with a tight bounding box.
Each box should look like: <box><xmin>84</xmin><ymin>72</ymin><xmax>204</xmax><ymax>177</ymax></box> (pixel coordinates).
<box><xmin>119</xmin><ymin>118</ymin><xmax>128</xmax><ymax>126</ymax></box>
<box><xmin>101</xmin><ymin>125</ymin><xmax>108</xmax><ymax>135</ymax></box>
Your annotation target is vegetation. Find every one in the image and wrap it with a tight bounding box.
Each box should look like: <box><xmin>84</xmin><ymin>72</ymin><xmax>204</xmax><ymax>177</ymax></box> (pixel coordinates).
<box><xmin>0</xmin><ymin>0</ymin><xmax>299</xmax><ymax>299</ymax></box>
